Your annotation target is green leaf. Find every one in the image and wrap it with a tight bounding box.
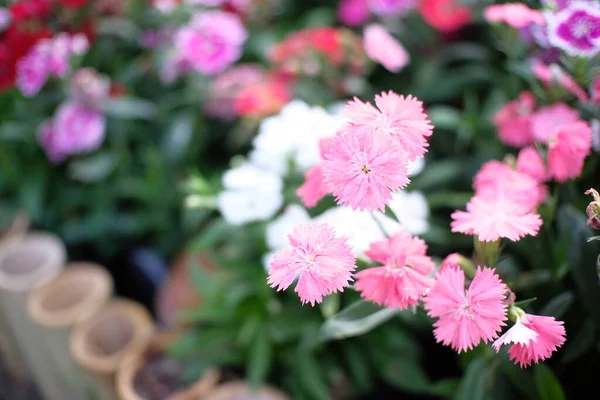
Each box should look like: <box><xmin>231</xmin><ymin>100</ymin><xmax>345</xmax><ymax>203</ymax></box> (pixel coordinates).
<box><xmin>163</xmin><ymin>113</ymin><xmax>194</xmax><ymax>162</ymax></box>
<box><xmin>556</xmin><ymin>205</ymin><xmax>600</xmax><ymax>324</ymax></box>
<box><xmin>319</xmin><ymin>300</ymin><xmax>398</xmax><ymax>342</ymax></box>
<box><xmin>561</xmin><ymin>319</ymin><xmax>595</xmax><ymax>364</ymax></box>
<box><xmin>454</xmin><ymin>357</ymin><xmax>489</xmax><ymax>400</ymax></box>
<box><xmin>103</xmin><ymin>97</ymin><xmax>157</xmax><ymax>120</ymax></box>
<box><xmin>540</xmin><ymin>291</ymin><xmax>574</xmax><ymax>319</ymax></box>
<box><xmin>534</xmin><ymin>364</ymin><xmax>566</xmax><ymax>400</ymax></box>
<box><xmin>68</xmin><ymin>153</ymin><xmax>117</xmax><ymax>183</ymax></box>
<box><xmin>294</xmin><ymin>353</ymin><xmax>330</xmax><ymax>400</ymax></box>
<box><xmin>247</xmin><ymin>330</ymin><xmax>273</xmax><ymax>388</ymax></box>
<box><xmin>427</xmin><ymin>106</ymin><xmax>462</xmax><ymax>131</ymax></box>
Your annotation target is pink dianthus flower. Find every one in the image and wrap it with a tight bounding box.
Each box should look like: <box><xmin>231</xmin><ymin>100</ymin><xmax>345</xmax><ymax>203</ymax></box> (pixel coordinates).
<box><xmin>267</xmin><ymin>223</ymin><xmax>356</xmax><ymax>306</ymax></box>
<box><xmin>493</xmin><ymin>313</ymin><xmax>566</xmax><ymax>368</ymax></box>
<box><xmin>322</xmin><ymin>128</ymin><xmax>410</xmax><ymax>211</ymax></box>
<box><xmin>451</xmin><ymin>196</ymin><xmax>543</xmax><ymax>242</ymax></box>
<box><xmin>547</xmin><ymin>121</ymin><xmax>592</xmax><ymax>182</ymax></box>
<box><xmin>532</xmin><ymin>61</ymin><xmax>589</xmax><ymax>101</ymax></box>
<box><xmin>530</xmin><ymin>103</ymin><xmax>579</xmax><ymax>144</ymax></box>
<box><xmin>492</xmin><ymin>91</ymin><xmax>536</xmax><ymax>147</ymax></box>
<box><xmin>297</xmin><ymin>165</ymin><xmax>330</xmax><ymax>208</ymax></box>
<box><xmin>355</xmin><ymin>232</ymin><xmax>435</xmax><ymax>309</ymax></box>
<box><xmin>175</xmin><ymin>11</ymin><xmax>247</xmax><ymax>75</ymax></box>
<box><xmin>424</xmin><ymin>265</ymin><xmax>508</xmax><ymax>353</ymax></box>
<box><xmin>474</xmin><ymin>160</ymin><xmax>546</xmax><ymax>211</ymax></box>
<box><xmin>363</xmin><ymin>24</ymin><xmax>409</xmax><ymax>73</ymax></box>
<box><xmin>338</xmin><ymin>0</ymin><xmax>370</xmax><ymax>26</ymax></box>
<box><xmin>483</xmin><ymin>3</ymin><xmax>545</xmax><ymax>28</ymax></box>
<box><xmin>516</xmin><ymin>146</ymin><xmax>548</xmax><ymax>182</ymax></box>
<box><xmin>344</xmin><ymin>91</ymin><xmax>433</xmax><ymax>161</ymax></box>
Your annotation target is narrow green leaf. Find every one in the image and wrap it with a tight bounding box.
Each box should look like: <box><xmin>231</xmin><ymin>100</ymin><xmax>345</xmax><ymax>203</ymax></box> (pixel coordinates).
<box><xmin>534</xmin><ymin>364</ymin><xmax>566</xmax><ymax>400</ymax></box>
<box><xmin>247</xmin><ymin>330</ymin><xmax>273</xmax><ymax>388</ymax></box>
<box><xmin>68</xmin><ymin>153</ymin><xmax>117</xmax><ymax>183</ymax></box>
<box><xmin>454</xmin><ymin>357</ymin><xmax>489</xmax><ymax>400</ymax></box>
<box><xmin>103</xmin><ymin>97</ymin><xmax>157</xmax><ymax>120</ymax></box>
<box><xmin>319</xmin><ymin>300</ymin><xmax>398</xmax><ymax>342</ymax></box>
<box><xmin>540</xmin><ymin>292</ymin><xmax>574</xmax><ymax>319</ymax></box>
<box><xmin>561</xmin><ymin>319</ymin><xmax>595</xmax><ymax>364</ymax></box>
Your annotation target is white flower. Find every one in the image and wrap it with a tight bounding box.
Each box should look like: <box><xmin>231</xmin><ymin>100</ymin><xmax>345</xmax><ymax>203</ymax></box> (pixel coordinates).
<box><xmin>387</xmin><ymin>191</ymin><xmax>430</xmax><ymax>235</ymax></box>
<box><xmin>314</xmin><ymin>206</ymin><xmax>403</xmax><ymax>254</ymax></box>
<box><xmin>408</xmin><ymin>157</ymin><xmax>425</xmax><ymax>177</ymax></box>
<box><xmin>492</xmin><ymin>317</ymin><xmax>538</xmax><ymax>351</ymax></box>
<box><xmin>250</xmin><ymin>100</ymin><xmax>345</xmax><ymax>175</ymax></box>
<box><xmin>217</xmin><ymin>163</ymin><xmax>283</xmax><ymax>225</ymax></box>
<box><xmin>265</xmin><ymin>204</ymin><xmax>310</xmax><ymax>250</ymax></box>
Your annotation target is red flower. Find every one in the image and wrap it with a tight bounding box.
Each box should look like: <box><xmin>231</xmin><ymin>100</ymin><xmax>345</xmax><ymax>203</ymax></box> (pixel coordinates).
<box><xmin>235</xmin><ymin>77</ymin><xmax>291</xmax><ymax>118</ymax></box>
<box><xmin>418</xmin><ymin>0</ymin><xmax>473</xmax><ymax>33</ymax></box>
<box><xmin>9</xmin><ymin>0</ymin><xmax>52</xmax><ymax>22</ymax></box>
<box><xmin>59</xmin><ymin>0</ymin><xmax>90</xmax><ymax>9</ymax></box>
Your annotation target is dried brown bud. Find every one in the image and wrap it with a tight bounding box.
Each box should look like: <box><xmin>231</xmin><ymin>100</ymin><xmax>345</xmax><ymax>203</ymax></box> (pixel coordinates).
<box><xmin>585</xmin><ymin>189</ymin><xmax>600</xmax><ymax>230</ymax></box>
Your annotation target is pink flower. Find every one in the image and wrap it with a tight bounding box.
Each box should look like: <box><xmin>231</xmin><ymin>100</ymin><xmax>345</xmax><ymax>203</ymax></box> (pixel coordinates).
<box><xmin>530</xmin><ymin>103</ymin><xmax>580</xmax><ymax>144</ymax></box>
<box><xmin>69</xmin><ymin>68</ymin><xmax>111</xmax><ymax>109</ymax></box>
<box><xmin>451</xmin><ymin>196</ymin><xmax>543</xmax><ymax>242</ymax></box>
<box><xmin>322</xmin><ymin>129</ymin><xmax>410</xmax><ymax>211</ymax></box>
<box><xmin>38</xmin><ymin>102</ymin><xmax>107</xmax><ymax>163</ymax></box>
<box><xmin>368</xmin><ymin>0</ymin><xmax>417</xmax><ymax>16</ymax></box>
<box><xmin>474</xmin><ymin>160</ymin><xmax>546</xmax><ymax>211</ymax></box>
<box><xmin>297</xmin><ymin>165</ymin><xmax>330</xmax><ymax>207</ymax></box>
<box><xmin>424</xmin><ymin>265</ymin><xmax>507</xmax><ymax>353</ymax></box>
<box><xmin>344</xmin><ymin>91</ymin><xmax>433</xmax><ymax>161</ymax></box>
<box><xmin>532</xmin><ymin>61</ymin><xmax>589</xmax><ymax>101</ymax></box>
<box><xmin>547</xmin><ymin>1</ymin><xmax>600</xmax><ymax>57</ymax></box>
<box><xmin>338</xmin><ymin>0</ymin><xmax>370</xmax><ymax>26</ymax></box>
<box><xmin>186</xmin><ymin>0</ymin><xmax>227</xmax><ymax>5</ymax></box>
<box><xmin>363</xmin><ymin>24</ymin><xmax>410</xmax><ymax>72</ymax></box>
<box><xmin>492</xmin><ymin>91</ymin><xmax>536</xmax><ymax>147</ymax></box>
<box><xmin>517</xmin><ymin>146</ymin><xmax>548</xmax><ymax>182</ymax></box>
<box><xmin>483</xmin><ymin>3</ymin><xmax>545</xmax><ymax>28</ymax></box>
<box><xmin>493</xmin><ymin>313</ymin><xmax>566</xmax><ymax>368</ymax></box>
<box><xmin>267</xmin><ymin>223</ymin><xmax>356</xmax><ymax>306</ymax></box>
<box><xmin>547</xmin><ymin>121</ymin><xmax>592</xmax><ymax>182</ymax></box>
<box><xmin>355</xmin><ymin>232</ymin><xmax>435</xmax><ymax>309</ymax></box>
<box><xmin>439</xmin><ymin>253</ymin><xmax>461</xmax><ymax>272</ymax></box>
<box><xmin>418</xmin><ymin>0</ymin><xmax>473</xmax><ymax>33</ymax></box>
<box><xmin>175</xmin><ymin>11</ymin><xmax>247</xmax><ymax>75</ymax></box>
<box><xmin>591</xmin><ymin>76</ymin><xmax>600</xmax><ymax>103</ymax></box>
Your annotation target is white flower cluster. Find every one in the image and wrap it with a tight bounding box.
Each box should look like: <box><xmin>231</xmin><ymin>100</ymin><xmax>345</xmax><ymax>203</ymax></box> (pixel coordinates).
<box><xmin>218</xmin><ymin>101</ymin><xmax>344</xmax><ymax>225</ymax></box>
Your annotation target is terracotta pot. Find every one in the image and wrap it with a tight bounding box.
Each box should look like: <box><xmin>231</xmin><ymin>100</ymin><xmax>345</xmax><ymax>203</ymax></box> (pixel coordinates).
<box><xmin>116</xmin><ymin>331</ymin><xmax>220</xmax><ymax>400</ymax></box>
<box><xmin>203</xmin><ymin>382</ymin><xmax>290</xmax><ymax>400</ymax></box>
<box><xmin>155</xmin><ymin>249</ymin><xmax>218</xmax><ymax>328</ymax></box>
<box><xmin>70</xmin><ymin>299</ymin><xmax>154</xmax><ymax>400</ymax></box>
<box><xmin>0</xmin><ymin>231</ymin><xmax>66</xmax><ymax>389</ymax></box>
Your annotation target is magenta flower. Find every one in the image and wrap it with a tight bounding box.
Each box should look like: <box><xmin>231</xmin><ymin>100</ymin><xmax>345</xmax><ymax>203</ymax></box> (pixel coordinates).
<box><xmin>322</xmin><ymin>129</ymin><xmax>410</xmax><ymax>211</ymax></box>
<box><xmin>493</xmin><ymin>313</ymin><xmax>566</xmax><ymax>368</ymax></box>
<box><xmin>516</xmin><ymin>146</ymin><xmax>548</xmax><ymax>182</ymax></box>
<box><xmin>530</xmin><ymin>103</ymin><xmax>580</xmax><ymax>144</ymax></box>
<box><xmin>338</xmin><ymin>0</ymin><xmax>370</xmax><ymax>26</ymax></box>
<box><xmin>175</xmin><ymin>11</ymin><xmax>247</xmax><ymax>75</ymax></box>
<box><xmin>484</xmin><ymin>3</ymin><xmax>545</xmax><ymax>28</ymax></box>
<box><xmin>474</xmin><ymin>160</ymin><xmax>546</xmax><ymax>211</ymax></box>
<box><xmin>492</xmin><ymin>91</ymin><xmax>536</xmax><ymax>147</ymax></box>
<box><xmin>344</xmin><ymin>91</ymin><xmax>433</xmax><ymax>161</ymax></box>
<box><xmin>451</xmin><ymin>196</ymin><xmax>543</xmax><ymax>242</ymax></box>
<box><xmin>547</xmin><ymin>1</ymin><xmax>600</xmax><ymax>57</ymax></box>
<box><xmin>368</xmin><ymin>0</ymin><xmax>418</xmax><ymax>16</ymax></box>
<box><xmin>38</xmin><ymin>102</ymin><xmax>107</xmax><ymax>163</ymax></box>
<box><xmin>363</xmin><ymin>24</ymin><xmax>410</xmax><ymax>73</ymax></box>
<box><xmin>355</xmin><ymin>232</ymin><xmax>435</xmax><ymax>309</ymax></box>
<box><xmin>424</xmin><ymin>265</ymin><xmax>508</xmax><ymax>353</ymax></box>
<box><xmin>547</xmin><ymin>121</ymin><xmax>592</xmax><ymax>182</ymax></box>
<box><xmin>267</xmin><ymin>223</ymin><xmax>356</xmax><ymax>306</ymax></box>
<box><xmin>297</xmin><ymin>165</ymin><xmax>330</xmax><ymax>208</ymax></box>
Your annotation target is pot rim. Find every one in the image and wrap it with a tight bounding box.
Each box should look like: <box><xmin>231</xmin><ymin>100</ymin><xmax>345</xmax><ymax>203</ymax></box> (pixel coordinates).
<box><xmin>28</xmin><ymin>263</ymin><xmax>113</xmax><ymax>328</ymax></box>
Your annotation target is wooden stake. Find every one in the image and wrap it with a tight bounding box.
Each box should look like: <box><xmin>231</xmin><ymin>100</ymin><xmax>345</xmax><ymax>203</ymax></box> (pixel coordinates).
<box><xmin>28</xmin><ymin>263</ymin><xmax>114</xmax><ymax>399</ymax></box>
<box><xmin>0</xmin><ymin>232</ymin><xmax>66</xmax><ymax>399</ymax></box>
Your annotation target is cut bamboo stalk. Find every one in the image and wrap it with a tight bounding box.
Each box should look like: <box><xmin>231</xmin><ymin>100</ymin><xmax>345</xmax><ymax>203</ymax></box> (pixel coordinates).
<box><xmin>0</xmin><ymin>211</ymin><xmax>30</xmax><ymax>381</ymax></box>
<box><xmin>28</xmin><ymin>263</ymin><xmax>114</xmax><ymax>400</ymax></box>
<box><xmin>203</xmin><ymin>382</ymin><xmax>290</xmax><ymax>400</ymax></box>
<box><xmin>0</xmin><ymin>232</ymin><xmax>66</xmax><ymax>399</ymax></box>
<box><xmin>116</xmin><ymin>331</ymin><xmax>220</xmax><ymax>400</ymax></box>
<box><xmin>70</xmin><ymin>299</ymin><xmax>154</xmax><ymax>400</ymax></box>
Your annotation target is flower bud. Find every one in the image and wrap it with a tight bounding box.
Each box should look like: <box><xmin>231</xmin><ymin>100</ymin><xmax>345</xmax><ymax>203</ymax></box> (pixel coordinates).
<box><xmin>585</xmin><ymin>188</ymin><xmax>600</xmax><ymax>230</ymax></box>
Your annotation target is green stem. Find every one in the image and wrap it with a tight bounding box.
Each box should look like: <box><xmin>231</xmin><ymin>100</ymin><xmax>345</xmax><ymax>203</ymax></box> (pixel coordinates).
<box><xmin>474</xmin><ymin>237</ymin><xmax>501</xmax><ymax>268</ymax></box>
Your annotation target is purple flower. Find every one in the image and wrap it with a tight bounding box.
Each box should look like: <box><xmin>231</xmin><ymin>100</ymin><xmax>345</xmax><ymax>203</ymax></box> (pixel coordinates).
<box><xmin>70</xmin><ymin>68</ymin><xmax>111</xmax><ymax>109</ymax></box>
<box><xmin>368</xmin><ymin>0</ymin><xmax>417</xmax><ymax>17</ymax></box>
<box><xmin>174</xmin><ymin>11</ymin><xmax>247</xmax><ymax>75</ymax></box>
<box><xmin>547</xmin><ymin>1</ymin><xmax>600</xmax><ymax>56</ymax></box>
<box><xmin>338</xmin><ymin>0</ymin><xmax>370</xmax><ymax>26</ymax></box>
<box><xmin>39</xmin><ymin>102</ymin><xmax>107</xmax><ymax>163</ymax></box>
